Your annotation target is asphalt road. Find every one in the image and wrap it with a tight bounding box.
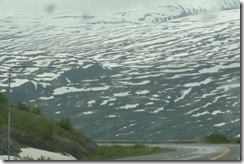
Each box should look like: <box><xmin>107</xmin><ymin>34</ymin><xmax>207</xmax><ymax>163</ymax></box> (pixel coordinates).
<box><xmin>115</xmin><ymin>143</ymin><xmax>240</xmax><ymax>161</ymax></box>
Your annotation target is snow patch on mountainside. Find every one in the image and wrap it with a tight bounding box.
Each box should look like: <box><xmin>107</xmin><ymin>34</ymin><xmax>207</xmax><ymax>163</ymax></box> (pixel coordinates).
<box><xmin>0</xmin><ymin>0</ymin><xmax>240</xmax><ymax>140</ymax></box>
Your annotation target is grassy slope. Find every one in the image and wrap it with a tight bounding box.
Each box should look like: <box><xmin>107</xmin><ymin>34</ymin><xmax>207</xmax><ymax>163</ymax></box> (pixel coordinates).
<box><xmin>87</xmin><ymin>144</ymin><xmax>163</xmax><ymax>160</ymax></box>
<box><xmin>0</xmin><ymin>106</ymin><xmax>97</xmax><ymax>160</ymax></box>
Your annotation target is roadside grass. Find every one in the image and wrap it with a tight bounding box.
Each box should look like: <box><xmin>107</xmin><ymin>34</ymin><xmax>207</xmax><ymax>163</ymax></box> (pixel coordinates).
<box><xmin>87</xmin><ymin>144</ymin><xmax>161</xmax><ymax>160</ymax></box>
<box><xmin>15</xmin><ymin>156</ymin><xmax>53</xmax><ymax>160</ymax></box>
<box><xmin>205</xmin><ymin>133</ymin><xmax>240</xmax><ymax>144</ymax></box>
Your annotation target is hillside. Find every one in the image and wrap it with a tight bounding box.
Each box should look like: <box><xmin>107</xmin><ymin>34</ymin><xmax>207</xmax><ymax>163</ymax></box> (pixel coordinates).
<box><xmin>0</xmin><ymin>0</ymin><xmax>240</xmax><ymax>141</ymax></box>
<box><xmin>0</xmin><ymin>93</ymin><xmax>97</xmax><ymax>160</ymax></box>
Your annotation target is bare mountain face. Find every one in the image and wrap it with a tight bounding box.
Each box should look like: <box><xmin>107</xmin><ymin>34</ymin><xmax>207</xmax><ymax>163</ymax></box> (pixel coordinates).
<box><xmin>0</xmin><ymin>0</ymin><xmax>240</xmax><ymax>141</ymax></box>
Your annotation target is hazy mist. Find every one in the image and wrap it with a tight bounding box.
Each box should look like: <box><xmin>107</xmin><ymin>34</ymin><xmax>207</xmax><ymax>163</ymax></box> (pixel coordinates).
<box><xmin>0</xmin><ymin>0</ymin><xmax>231</xmax><ymax>17</ymax></box>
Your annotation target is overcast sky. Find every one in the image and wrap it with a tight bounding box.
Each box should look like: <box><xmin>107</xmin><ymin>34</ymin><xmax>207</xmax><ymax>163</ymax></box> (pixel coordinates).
<box><xmin>0</xmin><ymin>0</ymin><xmax>236</xmax><ymax>17</ymax></box>
<box><xmin>0</xmin><ymin>0</ymin><xmax>172</xmax><ymax>16</ymax></box>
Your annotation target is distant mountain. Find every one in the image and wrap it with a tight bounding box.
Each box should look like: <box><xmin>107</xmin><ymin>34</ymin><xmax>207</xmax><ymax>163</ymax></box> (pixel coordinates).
<box><xmin>81</xmin><ymin>0</ymin><xmax>239</xmax><ymax>26</ymax></box>
<box><xmin>0</xmin><ymin>0</ymin><xmax>240</xmax><ymax>141</ymax></box>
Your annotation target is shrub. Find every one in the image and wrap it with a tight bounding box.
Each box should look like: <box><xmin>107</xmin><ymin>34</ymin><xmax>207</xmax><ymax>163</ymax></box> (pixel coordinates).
<box><xmin>19</xmin><ymin>156</ymin><xmax>52</xmax><ymax>160</ymax></box>
<box><xmin>58</xmin><ymin>117</ymin><xmax>72</xmax><ymax>131</ymax></box>
<box><xmin>229</xmin><ymin>137</ymin><xmax>240</xmax><ymax>144</ymax></box>
<box><xmin>0</xmin><ymin>92</ymin><xmax>8</xmax><ymax>105</ymax></box>
<box><xmin>133</xmin><ymin>144</ymin><xmax>146</xmax><ymax>149</ymax></box>
<box><xmin>37</xmin><ymin>156</ymin><xmax>52</xmax><ymax>160</ymax></box>
<box><xmin>32</xmin><ymin>107</ymin><xmax>42</xmax><ymax>115</ymax></box>
<box><xmin>206</xmin><ymin>133</ymin><xmax>229</xmax><ymax>144</ymax></box>
<box><xmin>16</xmin><ymin>102</ymin><xmax>31</xmax><ymax>112</ymax></box>
<box><xmin>16</xmin><ymin>102</ymin><xmax>42</xmax><ymax>115</ymax></box>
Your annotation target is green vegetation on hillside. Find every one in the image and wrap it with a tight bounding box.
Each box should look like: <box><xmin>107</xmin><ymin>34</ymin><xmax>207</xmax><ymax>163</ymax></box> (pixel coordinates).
<box><xmin>58</xmin><ymin>117</ymin><xmax>72</xmax><ymax>131</ymax></box>
<box><xmin>0</xmin><ymin>92</ymin><xmax>8</xmax><ymax>104</ymax></box>
<box><xmin>16</xmin><ymin>102</ymin><xmax>42</xmax><ymax>115</ymax></box>
<box><xmin>87</xmin><ymin>144</ymin><xmax>161</xmax><ymax>160</ymax></box>
<box><xmin>205</xmin><ymin>133</ymin><xmax>240</xmax><ymax>144</ymax></box>
<box><xmin>0</xmin><ymin>92</ymin><xmax>97</xmax><ymax>160</ymax></box>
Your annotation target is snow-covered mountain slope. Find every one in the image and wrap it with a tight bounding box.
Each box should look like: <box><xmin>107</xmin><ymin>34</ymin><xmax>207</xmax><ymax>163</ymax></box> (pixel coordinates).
<box><xmin>84</xmin><ymin>0</ymin><xmax>239</xmax><ymax>25</ymax></box>
<box><xmin>0</xmin><ymin>0</ymin><xmax>240</xmax><ymax>141</ymax></box>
